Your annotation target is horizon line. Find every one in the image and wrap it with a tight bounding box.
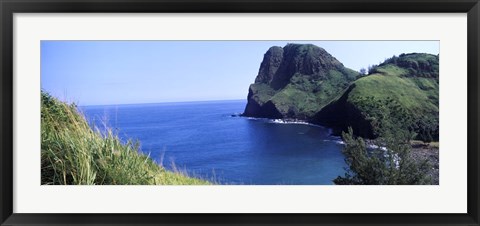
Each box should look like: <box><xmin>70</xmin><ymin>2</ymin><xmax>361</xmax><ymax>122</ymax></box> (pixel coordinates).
<box><xmin>79</xmin><ymin>98</ymin><xmax>247</xmax><ymax>107</ymax></box>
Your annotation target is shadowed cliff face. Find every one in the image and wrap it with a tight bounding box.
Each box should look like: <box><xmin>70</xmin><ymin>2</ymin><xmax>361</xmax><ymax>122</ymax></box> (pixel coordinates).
<box><xmin>242</xmin><ymin>43</ymin><xmax>359</xmax><ymax>120</ymax></box>
<box><xmin>311</xmin><ymin>84</ymin><xmax>375</xmax><ymax>138</ymax></box>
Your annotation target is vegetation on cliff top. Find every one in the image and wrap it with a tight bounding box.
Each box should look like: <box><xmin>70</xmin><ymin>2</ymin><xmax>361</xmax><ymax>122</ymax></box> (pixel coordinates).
<box><xmin>41</xmin><ymin>91</ymin><xmax>210</xmax><ymax>185</ymax></box>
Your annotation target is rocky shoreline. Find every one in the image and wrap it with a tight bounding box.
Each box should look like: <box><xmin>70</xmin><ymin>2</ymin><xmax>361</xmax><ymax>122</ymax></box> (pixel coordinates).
<box><xmin>410</xmin><ymin>142</ymin><xmax>439</xmax><ymax>185</ymax></box>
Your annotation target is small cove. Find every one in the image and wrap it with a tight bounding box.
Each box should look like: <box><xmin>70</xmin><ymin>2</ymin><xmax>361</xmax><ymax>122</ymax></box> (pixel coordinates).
<box><xmin>81</xmin><ymin>100</ymin><xmax>347</xmax><ymax>185</ymax></box>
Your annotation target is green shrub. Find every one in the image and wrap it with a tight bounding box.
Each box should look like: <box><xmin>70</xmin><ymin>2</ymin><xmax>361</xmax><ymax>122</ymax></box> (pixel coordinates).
<box><xmin>333</xmin><ymin>127</ymin><xmax>431</xmax><ymax>185</ymax></box>
<box><xmin>333</xmin><ymin>97</ymin><xmax>432</xmax><ymax>185</ymax></box>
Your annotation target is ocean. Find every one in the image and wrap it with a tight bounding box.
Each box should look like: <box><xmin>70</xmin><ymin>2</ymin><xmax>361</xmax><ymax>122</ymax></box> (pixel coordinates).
<box><xmin>81</xmin><ymin>100</ymin><xmax>347</xmax><ymax>185</ymax></box>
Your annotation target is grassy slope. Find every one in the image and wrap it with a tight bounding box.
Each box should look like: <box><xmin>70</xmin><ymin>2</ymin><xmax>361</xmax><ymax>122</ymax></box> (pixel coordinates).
<box><xmin>314</xmin><ymin>53</ymin><xmax>439</xmax><ymax>141</ymax></box>
<box><xmin>349</xmin><ymin>74</ymin><xmax>438</xmax><ymax>113</ymax></box>
<box><xmin>345</xmin><ymin>55</ymin><xmax>439</xmax><ymax>140</ymax></box>
<box><xmin>41</xmin><ymin>91</ymin><xmax>210</xmax><ymax>185</ymax></box>
<box><xmin>350</xmin><ymin>53</ymin><xmax>438</xmax><ymax>110</ymax></box>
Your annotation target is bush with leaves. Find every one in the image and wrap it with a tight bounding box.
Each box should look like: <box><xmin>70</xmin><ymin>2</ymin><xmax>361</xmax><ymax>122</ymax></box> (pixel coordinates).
<box><xmin>367</xmin><ymin>64</ymin><xmax>379</xmax><ymax>74</ymax></box>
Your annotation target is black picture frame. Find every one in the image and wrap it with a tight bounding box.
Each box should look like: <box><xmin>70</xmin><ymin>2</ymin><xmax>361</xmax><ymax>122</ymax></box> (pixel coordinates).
<box><xmin>1</xmin><ymin>0</ymin><xmax>479</xmax><ymax>225</ymax></box>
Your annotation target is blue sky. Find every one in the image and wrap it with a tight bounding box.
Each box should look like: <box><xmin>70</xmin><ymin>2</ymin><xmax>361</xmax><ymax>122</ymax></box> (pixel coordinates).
<box><xmin>41</xmin><ymin>41</ymin><xmax>439</xmax><ymax>106</ymax></box>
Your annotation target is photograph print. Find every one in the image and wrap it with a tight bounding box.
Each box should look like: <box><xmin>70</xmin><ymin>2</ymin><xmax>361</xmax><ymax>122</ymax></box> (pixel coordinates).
<box><xmin>41</xmin><ymin>41</ymin><xmax>439</xmax><ymax>185</ymax></box>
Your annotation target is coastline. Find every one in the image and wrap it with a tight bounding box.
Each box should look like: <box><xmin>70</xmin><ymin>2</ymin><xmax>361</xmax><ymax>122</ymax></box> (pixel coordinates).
<box><xmin>239</xmin><ymin>114</ymin><xmax>440</xmax><ymax>185</ymax></box>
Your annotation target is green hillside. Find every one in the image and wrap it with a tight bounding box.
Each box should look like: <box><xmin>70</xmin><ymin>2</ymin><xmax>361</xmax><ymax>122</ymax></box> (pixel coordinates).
<box><xmin>314</xmin><ymin>53</ymin><xmax>439</xmax><ymax>141</ymax></box>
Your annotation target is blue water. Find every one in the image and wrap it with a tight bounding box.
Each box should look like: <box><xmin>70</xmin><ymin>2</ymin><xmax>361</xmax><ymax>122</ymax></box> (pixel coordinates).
<box><xmin>81</xmin><ymin>100</ymin><xmax>347</xmax><ymax>185</ymax></box>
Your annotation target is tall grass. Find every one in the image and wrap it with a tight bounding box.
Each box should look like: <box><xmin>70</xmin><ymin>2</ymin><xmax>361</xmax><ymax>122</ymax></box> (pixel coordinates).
<box><xmin>41</xmin><ymin>91</ymin><xmax>210</xmax><ymax>185</ymax></box>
